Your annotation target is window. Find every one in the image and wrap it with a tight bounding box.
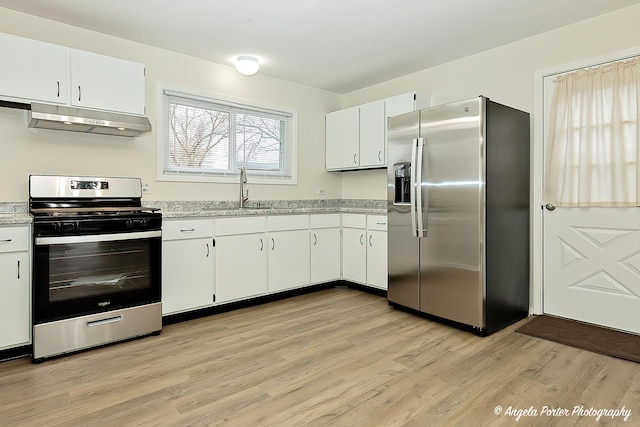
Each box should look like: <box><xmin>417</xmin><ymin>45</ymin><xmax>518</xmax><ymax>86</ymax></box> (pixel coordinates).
<box><xmin>158</xmin><ymin>89</ymin><xmax>296</xmax><ymax>184</ymax></box>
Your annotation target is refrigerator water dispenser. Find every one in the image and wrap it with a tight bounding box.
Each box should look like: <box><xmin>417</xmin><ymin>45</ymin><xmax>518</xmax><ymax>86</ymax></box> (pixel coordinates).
<box><xmin>393</xmin><ymin>162</ymin><xmax>412</xmax><ymax>204</ymax></box>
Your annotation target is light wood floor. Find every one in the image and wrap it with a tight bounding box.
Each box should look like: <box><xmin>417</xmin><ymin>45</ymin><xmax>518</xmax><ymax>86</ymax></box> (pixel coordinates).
<box><xmin>1</xmin><ymin>288</ymin><xmax>638</xmax><ymax>426</ymax></box>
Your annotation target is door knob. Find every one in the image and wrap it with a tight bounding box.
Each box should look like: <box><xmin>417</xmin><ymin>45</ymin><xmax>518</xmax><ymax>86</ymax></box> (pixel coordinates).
<box><xmin>545</xmin><ymin>203</ymin><xmax>556</xmax><ymax>211</ymax></box>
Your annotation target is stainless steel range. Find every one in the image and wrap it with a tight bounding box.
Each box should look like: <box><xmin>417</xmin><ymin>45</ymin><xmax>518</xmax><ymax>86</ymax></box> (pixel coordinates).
<box><xmin>29</xmin><ymin>175</ymin><xmax>162</xmax><ymax>362</ymax></box>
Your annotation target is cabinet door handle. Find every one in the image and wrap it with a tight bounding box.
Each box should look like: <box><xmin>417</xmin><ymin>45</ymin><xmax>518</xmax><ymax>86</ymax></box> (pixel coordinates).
<box><xmin>57</xmin><ymin>81</ymin><xmax>60</xmax><ymax>98</ymax></box>
<box><xmin>17</xmin><ymin>260</ymin><xmax>20</xmax><ymax>279</ymax></box>
<box><xmin>78</xmin><ymin>85</ymin><xmax>81</xmax><ymax>102</ymax></box>
<box><xmin>378</xmin><ymin>150</ymin><xmax>383</xmax><ymax>161</ymax></box>
<box><xmin>206</xmin><ymin>243</ymin><xmax>210</xmax><ymax>257</ymax></box>
<box><xmin>369</xmin><ymin>235</ymin><xmax>373</xmax><ymax>247</ymax></box>
<box><xmin>259</xmin><ymin>238</ymin><xmax>264</xmax><ymax>251</ymax></box>
<box><xmin>180</xmin><ymin>228</ymin><xmax>195</xmax><ymax>233</ymax></box>
<box><xmin>313</xmin><ymin>233</ymin><xmax>317</xmax><ymax>245</ymax></box>
<box><xmin>0</xmin><ymin>239</ymin><xmax>11</xmax><ymax>244</ymax></box>
<box><xmin>353</xmin><ymin>153</ymin><xmax>358</xmax><ymax>164</ymax></box>
<box><xmin>360</xmin><ymin>234</ymin><xmax>364</xmax><ymax>245</ymax></box>
<box><xmin>271</xmin><ymin>238</ymin><xmax>275</xmax><ymax>250</ymax></box>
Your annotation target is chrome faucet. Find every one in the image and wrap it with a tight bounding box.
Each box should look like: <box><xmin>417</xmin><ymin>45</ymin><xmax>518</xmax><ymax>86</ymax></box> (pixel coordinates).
<box><xmin>239</xmin><ymin>166</ymin><xmax>249</xmax><ymax>208</ymax></box>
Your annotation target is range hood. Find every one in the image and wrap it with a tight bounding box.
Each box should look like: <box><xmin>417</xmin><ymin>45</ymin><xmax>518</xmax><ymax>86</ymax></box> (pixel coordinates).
<box><xmin>28</xmin><ymin>103</ymin><xmax>152</xmax><ymax>137</ymax></box>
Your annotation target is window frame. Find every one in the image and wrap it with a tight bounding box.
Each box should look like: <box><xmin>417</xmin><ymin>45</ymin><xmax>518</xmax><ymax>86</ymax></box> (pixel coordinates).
<box><xmin>156</xmin><ymin>85</ymin><xmax>297</xmax><ymax>185</ymax></box>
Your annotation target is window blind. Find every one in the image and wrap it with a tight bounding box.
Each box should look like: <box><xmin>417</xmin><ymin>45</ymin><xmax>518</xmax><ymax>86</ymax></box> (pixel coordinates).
<box><xmin>162</xmin><ymin>90</ymin><xmax>294</xmax><ymax>180</ymax></box>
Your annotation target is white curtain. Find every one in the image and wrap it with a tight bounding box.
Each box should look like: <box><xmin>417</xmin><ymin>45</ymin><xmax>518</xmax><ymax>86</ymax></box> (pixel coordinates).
<box><xmin>544</xmin><ymin>57</ymin><xmax>640</xmax><ymax>207</ymax></box>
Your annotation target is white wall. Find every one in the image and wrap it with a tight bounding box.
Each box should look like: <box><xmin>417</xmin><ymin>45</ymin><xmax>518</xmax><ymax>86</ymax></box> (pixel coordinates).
<box><xmin>0</xmin><ymin>8</ymin><xmax>342</xmax><ymax>202</ymax></box>
<box><xmin>3</xmin><ymin>5</ymin><xmax>640</xmax><ymax>204</ymax></box>
<box><xmin>340</xmin><ymin>4</ymin><xmax>640</xmax><ymax>199</ymax></box>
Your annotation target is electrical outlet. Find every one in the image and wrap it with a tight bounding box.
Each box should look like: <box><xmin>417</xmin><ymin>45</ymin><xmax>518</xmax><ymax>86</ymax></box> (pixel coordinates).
<box><xmin>141</xmin><ymin>182</ymin><xmax>151</xmax><ymax>194</ymax></box>
<box><xmin>317</xmin><ymin>188</ymin><xmax>326</xmax><ymax>195</ymax></box>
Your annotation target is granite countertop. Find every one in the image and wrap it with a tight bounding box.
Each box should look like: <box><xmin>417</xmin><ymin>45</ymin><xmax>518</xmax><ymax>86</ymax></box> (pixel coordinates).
<box><xmin>157</xmin><ymin>199</ymin><xmax>386</xmax><ymax>218</ymax></box>
<box><xmin>0</xmin><ymin>199</ymin><xmax>386</xmax><ymax>225</ymax></box>
<box><xmin>0</xmin><ymin>203</ymin><xmax>31</xmax><ymax>225</ymax></box>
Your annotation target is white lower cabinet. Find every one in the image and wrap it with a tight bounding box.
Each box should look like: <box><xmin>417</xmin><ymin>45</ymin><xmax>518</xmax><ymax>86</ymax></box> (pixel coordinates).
<box><xmin>341</xmin><ymin>214</ymin><xmax>388</xmax><ymax>289</ymax></box>
<box><xmin>267</xmin><ymin>230</ymin><xmax>310</xmax><ymax>293</ymax></box>
<box><xmin>161</xmin><ymin>211</ymin><xmax>388</xmax><ymax>316</ymax></box>
<box><xmin>310</xmin><ymin>214</ymin><xmax>341</xmax><ymax>284</ymax></box>
<box><xmin>366</xmin><ymin>215</ymin><xmax>388</xmax><ymax>290</ymax></box>
<box><xmin>215</xmin><ymin>217</ymin><xmax>267</xmax><ymax>303</ymax></box>
<box><xmin>342</xmin><ymin>214</ymin><xmax>367</xmax><ymax>284</ymax></box>
<box><xmin>267</xmin><ymin>215</ymin><xmax>310</xmax><ymax>293</ymax></box>
<box><xmin>0</xmin><ymin>226</ymin><xmax>30</xmax><ymax>350</ymax></box>
<box><xmin>162</xmin><ymin>219</ymin><xmax>215</xmax><ymax>315</ymax></box>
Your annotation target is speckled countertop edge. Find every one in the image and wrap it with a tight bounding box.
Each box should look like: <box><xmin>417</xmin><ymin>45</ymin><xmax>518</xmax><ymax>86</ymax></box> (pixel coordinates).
<box><xmin>157</xmin><ymin>199</ymin><xmax>386</xmax><ymax>218</ymax></box>
<box><xmin>0</xmin><ymin>203</ymin><xmax>31</xmax><ymax>225</ymax></box>
<box><xmin>0</xmin><ymin>199</ymin><xmax>386</xmax><ymax>224</ymax></box>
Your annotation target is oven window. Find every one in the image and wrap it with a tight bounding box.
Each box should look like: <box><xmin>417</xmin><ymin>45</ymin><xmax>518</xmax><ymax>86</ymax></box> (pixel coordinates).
<box><xmin>48</xmin><ymin>239</ymin><xmax>152</xmax><ymax>302</ymax></box>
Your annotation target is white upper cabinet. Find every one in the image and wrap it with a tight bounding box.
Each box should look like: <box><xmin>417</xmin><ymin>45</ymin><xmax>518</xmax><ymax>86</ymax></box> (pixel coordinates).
<box><xmin>326</xmin><ymin>106</ymin><xmax>360</xmax><ymax>170</ymax></box>
<box><xmin>0</xmin><ymin>32</ymin><xmax>146</xmax><ymax>115</ymax></box>
<box><xmin>384</xmin><ymin>92</ymin><xmax>417</xmax><ymax>119</ymax></box>
<box><xmin>0</xmin><ymin>33</ymin><xmax>68</xmax><ymax>104</ymax></box>
<box><xmin>70</xmin><ymin>49</ymin><xmax>146</xmax><ymax>115</ymax></box>
<box><xmin>326</xmin><ymin>92</ymin><xmax>415</xmax><ymax>171</ymax></box>
<box><xmin>359</xmin><ymin>100</ymin><xmax>386</xmax><ymax>168</ymax></box>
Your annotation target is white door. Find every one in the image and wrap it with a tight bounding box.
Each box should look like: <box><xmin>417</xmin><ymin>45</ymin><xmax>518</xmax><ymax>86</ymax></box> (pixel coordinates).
<box><xmin>542</xmin><ymin>74</ymin><xmax>640</xmax><ymax>334</ymax></box>
<box><xmin>366</xmin><ymin>230</ymin><xmax>388</xmax><ymax>290</ymax></box>
<box><xmin>325</xmin><ymin>106</ymin><xmax>359</xmax><ymax>170</ymax></box>
<box><xmin>70</xmin><ymin>49</ymin><xmax>146</xmax><ymax>115</ymax></box>
<box><xmin>359</xmin><ymin>100</ymin><xmax>385</xmax><ymax>168</ymax></box>
<box><xmin>0</xmin><ymin>251</ymin><xmax>30</xmax><ymax>349</ymax></box>
<box><xmin>543</xmin><ymin>207</ymin><xmax>640</xmax><ymax>333</ymax></box>
<box><xmin>0</xmin><ymin>33</ymin><xmax>68</xmax><ymax>104</ymax></box>
<box><xmin>310</xmin><ymin>228</ymin><xmax>341</xmax><ymax>284</ymax></box>
<box><xmin>215</xmin><ymin>233</ymin><xmax>267</xmax><ymax>303</ymax></box>
<box><xmin>342</xmin><ymin>227</ymin><xmax>367</xmax><ymax>284</ymax></box>
<box><xmin>162</xmin><ymin>238</ymin><xmax>214</xmax><ymax>315</ymax></box>
<box><xmin>267</xmin><ymin>229</ymin><xmax>310</xmax><ymax>293</ymax></box>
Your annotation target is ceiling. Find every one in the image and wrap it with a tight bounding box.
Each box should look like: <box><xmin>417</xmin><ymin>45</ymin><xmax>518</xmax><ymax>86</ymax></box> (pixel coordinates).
<box><xmin>1</xmin><ymin>0</ymin><xmax>639</xmax><ymax>93</ymax></box>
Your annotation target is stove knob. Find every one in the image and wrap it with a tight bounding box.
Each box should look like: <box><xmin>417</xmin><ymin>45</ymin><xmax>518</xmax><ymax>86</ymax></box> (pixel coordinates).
<box><xmin>53</xmin><ymin>222</ymin><xmax>62</xmax><ymax>232</ymax></box>
<box><xmin>126</xmin><ymin>219</ymin><xmax>134</xmax><ymax>228</ymax></box>
<box><xmin>141</xmin><ymin>218</ymin><xmax>149</xmax><ymax>227</ymax></box>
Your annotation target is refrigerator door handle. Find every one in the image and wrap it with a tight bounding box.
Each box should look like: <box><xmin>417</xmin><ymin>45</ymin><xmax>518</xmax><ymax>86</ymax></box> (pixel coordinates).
<box><xmin>410</xmin><ymin>138</ymin><xmax>419</xmax><ymax>237</ymax></box>
<box><xmin>416</xmin><ymin>137</ymin><xmax>425</xmax><ymax>237</ymax></box>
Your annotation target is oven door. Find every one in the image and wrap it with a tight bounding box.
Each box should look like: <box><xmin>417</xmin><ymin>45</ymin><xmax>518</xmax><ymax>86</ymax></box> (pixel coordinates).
<box><xmin>33</xmin><ymin>230</ymin><xmax>161</xmax><ymax>323</ymax></box>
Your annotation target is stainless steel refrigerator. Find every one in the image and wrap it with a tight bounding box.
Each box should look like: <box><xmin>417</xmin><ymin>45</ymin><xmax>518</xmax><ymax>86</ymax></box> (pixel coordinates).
<box><xmin>387</xmin><ymin>96</ymin><xmax>529</xmax><ymax>335</ymax></box>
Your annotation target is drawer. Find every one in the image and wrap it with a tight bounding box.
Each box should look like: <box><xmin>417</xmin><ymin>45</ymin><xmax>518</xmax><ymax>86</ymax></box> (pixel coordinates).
<box><xmin>310</xmin><ymin>213</ymin><xmax>340</xmax><ymax>229</ymax></box>
<box><xmin>216</xmin><ymin>216</ymin><xmax>266</xmax><ymax>236</ymax></box>
<box><xmin>267</xmin><ymin>215</ymin><xmax>309</xmax><ymax>232</ymax></box>
<box><xmin>367</xmin><ymin>215</ymin><xmax>387</xmax><ymax>231</ymax></box>
<box><xmin>162</xmin><ymin>218</ymin><xmax>213</xmax><ymax>241</ymax></box>
<box><xmin>342</xmin><ymin>213</ymin><xmax>366</xmax><ymax>229</ymax></box>
<box><xmin>0</xmin><ymin>226</ymin><xmax>29</xmax><ymax>252</ymax></box>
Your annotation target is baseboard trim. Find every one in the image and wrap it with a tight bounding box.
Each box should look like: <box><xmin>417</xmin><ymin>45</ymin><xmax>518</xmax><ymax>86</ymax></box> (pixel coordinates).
<box><xmin>0</xmin><ymin>344</ymin><xmax>31</xmax><ymax>362</ymax></box>
<box><xmin>162</xmin><ymin>281</ymin><xmax>387</xmax><ymax>326</ymax></box>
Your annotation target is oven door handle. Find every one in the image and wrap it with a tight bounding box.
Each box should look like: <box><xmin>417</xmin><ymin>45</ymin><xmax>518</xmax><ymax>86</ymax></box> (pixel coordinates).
<box><xmin>35</xmin><ymin>230</ymin><xmax>161</xmax><ymax>246</ymax></box>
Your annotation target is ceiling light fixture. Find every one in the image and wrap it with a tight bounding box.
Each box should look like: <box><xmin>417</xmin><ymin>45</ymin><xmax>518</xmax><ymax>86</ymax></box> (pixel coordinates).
<box><xmin>235</xmin><ymin>55</ymin><xmax>260</xmax><ymax>76</ymax></box>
